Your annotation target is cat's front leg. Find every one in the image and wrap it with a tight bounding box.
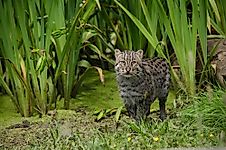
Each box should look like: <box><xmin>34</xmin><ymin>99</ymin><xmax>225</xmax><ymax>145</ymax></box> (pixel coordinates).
<box><xmin>124</xmin><ymin>101</ymin><xmax>136</xmax><ymax>119</ymax></box>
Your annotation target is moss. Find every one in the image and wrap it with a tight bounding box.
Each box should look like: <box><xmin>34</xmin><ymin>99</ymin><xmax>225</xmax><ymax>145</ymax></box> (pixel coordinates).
<box><xmin>0</xmin><ymin>95</ymin><xmax>21</xmax><ymax>129</ymax></box>
<box><xmin>70</xmin><ymin>70</ymin><xmax>176</xmax><ymax>112</ymax></box>
<box><xmin>70</xmin><ymin>71</ymin><xmax>123</xmax><ymax>110</ymax></box>
<box><xmin>0</xmin><ymin>71</ymin><xmax>176</xmax><ymax>129</ymax></box>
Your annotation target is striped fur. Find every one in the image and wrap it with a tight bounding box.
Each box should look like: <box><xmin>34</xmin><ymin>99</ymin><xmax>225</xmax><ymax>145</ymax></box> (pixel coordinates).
<box><xmin>115</xmin><ymin>49</ymin><xmax>170</xmax><ymax>121</ymax></box>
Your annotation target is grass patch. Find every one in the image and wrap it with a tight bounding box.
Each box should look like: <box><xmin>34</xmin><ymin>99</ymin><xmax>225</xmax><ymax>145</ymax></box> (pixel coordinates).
<box><xmin>1</xmin><ymin>89</ymin><xmax>226</xmax><ymax>149</ymax></box>
<box><xmin>0</xmin><ymin>71</ymin><xmax>226</xmax><ymax>149</ymax></box>
<box><xmin>181</xmin><ymin>89</ymin><xmax>226</xmax><ymax>132</ymax></box>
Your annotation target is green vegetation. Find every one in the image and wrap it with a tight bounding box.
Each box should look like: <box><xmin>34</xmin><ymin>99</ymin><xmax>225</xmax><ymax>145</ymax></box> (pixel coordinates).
<box><xmin>70</xmin><ymin>71</ymin><xmax>122</xmax><ymax>110</ymax></box>
<box><xmin>0</xmin><ymin>87</ymin><xmax>225</xmax><ymax>149</ymax></box>
<box><xmin>0</xmin><ymin>0</ymin><xmax>226</xmax><ymax>149</ymax></box>
<box><xmin>0</xmin><ymin>0</ymin><xmax>113</xmax><ymax>117</ymax></box>
<box><xmin>0</xmin><ymin>0</ymin><xmax>226</xmax><ymax>116</ymax></box>
<box><xmin>0</xmin><ymin>95</ymin><xmax>21</xmax><ymax>129</ymax></box>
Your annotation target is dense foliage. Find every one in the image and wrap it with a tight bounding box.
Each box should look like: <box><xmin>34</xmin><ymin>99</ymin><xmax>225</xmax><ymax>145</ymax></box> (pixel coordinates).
<box><xmin>0</xmin><ymin>0</ymin><xmax>226</xmax><ymax>117</ymax></box>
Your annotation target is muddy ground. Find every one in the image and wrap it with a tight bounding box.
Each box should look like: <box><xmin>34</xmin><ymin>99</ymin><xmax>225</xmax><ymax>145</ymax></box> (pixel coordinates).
<box><xmin>0</xmin><ymin>108</ymin><xmax>130</xmax><ymax>149</ymax></box>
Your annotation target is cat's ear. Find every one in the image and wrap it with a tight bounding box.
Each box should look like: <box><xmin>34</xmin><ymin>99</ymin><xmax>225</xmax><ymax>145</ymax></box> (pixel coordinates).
<box><xmin>136</xmin><ymin>49</ymin><xmax>143</xmax><ymax>59</ymax></box>
<box><xmin>115</xmin><ymin>49</ymin><xmax>121</xmax><ymax>58</ymax></box>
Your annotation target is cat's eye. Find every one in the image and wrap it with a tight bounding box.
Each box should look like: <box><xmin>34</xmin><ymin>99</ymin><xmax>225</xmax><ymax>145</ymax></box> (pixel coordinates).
<box><xmin>131</xmin><ymin>61</ymin><xmax>137</xmax><ymax>65</ymax></box>
<box><xmin>120</xmin><ymin>61</ymin><xmax>126</xmax><ymax>65</ymax></box>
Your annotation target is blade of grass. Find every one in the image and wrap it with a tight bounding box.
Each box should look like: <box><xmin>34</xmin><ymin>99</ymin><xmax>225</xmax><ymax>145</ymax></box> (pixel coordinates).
<box><xmin>114</xmin><ymin>0</ymin><xmax>165</xmax><ymax>57</ymax></box>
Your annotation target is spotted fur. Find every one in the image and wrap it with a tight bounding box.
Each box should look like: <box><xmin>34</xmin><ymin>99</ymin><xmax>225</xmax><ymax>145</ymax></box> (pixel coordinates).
<box><xmin>115</xmin><ymin>49</ymin><xmax>170</xmax><ymax>121</ymax></box>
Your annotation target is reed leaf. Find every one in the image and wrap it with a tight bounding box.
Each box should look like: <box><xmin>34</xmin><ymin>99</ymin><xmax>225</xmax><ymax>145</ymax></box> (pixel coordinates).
<box><xmin>114</xmin><ymin>0</ymin><xmax>165</xmax><ymax>57</ymax></box>
<box><xmin>208</xmin><ymin>0</ymin><xmax>226</xmax><ymax>36</ymax></box>
<box><xmin>157</xmin><ymin>0</ymin><xmax>207</xmax><ymax>95</ymax></box>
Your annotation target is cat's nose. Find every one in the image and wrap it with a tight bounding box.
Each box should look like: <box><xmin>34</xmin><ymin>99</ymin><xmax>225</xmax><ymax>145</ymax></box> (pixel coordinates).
<box><xmin>125</xmin><ymin>67</ymin><xmax>130</xmax><ymax>72</ymax></box>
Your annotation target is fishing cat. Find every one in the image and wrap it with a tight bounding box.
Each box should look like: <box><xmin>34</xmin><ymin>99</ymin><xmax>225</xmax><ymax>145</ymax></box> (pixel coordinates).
<box><xmin>115</xmin><ymin>49</ymin><xmax>170</xmax><ymax>121</ymax></box>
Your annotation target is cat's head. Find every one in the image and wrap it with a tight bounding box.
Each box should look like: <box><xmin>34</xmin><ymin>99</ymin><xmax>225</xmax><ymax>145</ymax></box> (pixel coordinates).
<box><xmin>115</xmin><ymin>49</ymin><xmax>143</xmax><ymax>77</ymax></box>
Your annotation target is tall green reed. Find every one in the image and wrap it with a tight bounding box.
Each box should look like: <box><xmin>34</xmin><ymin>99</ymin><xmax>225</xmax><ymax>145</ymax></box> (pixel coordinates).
<box><xmin>114</xmin><ymin>0</ymin><xmax>166</xmax><ymax>56</ymax></box>
<box><xmin>114</xmin><ymin>0</ymin><xmax>208</xmax><ymax>95</ymax></box>
<box><xmin>0</xmin><ymin>0</ymin><xmax>109</xmax><ymax>116</ymax></box>
<box><xmin>157</xmin><ymin>0</ymin><xmax>207</xmax><ymax>95</ymax></box>
<box><xmin>208</xmin><ymin>0</ymin><xmax>226</xmax><ymax>37</ymax></box>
